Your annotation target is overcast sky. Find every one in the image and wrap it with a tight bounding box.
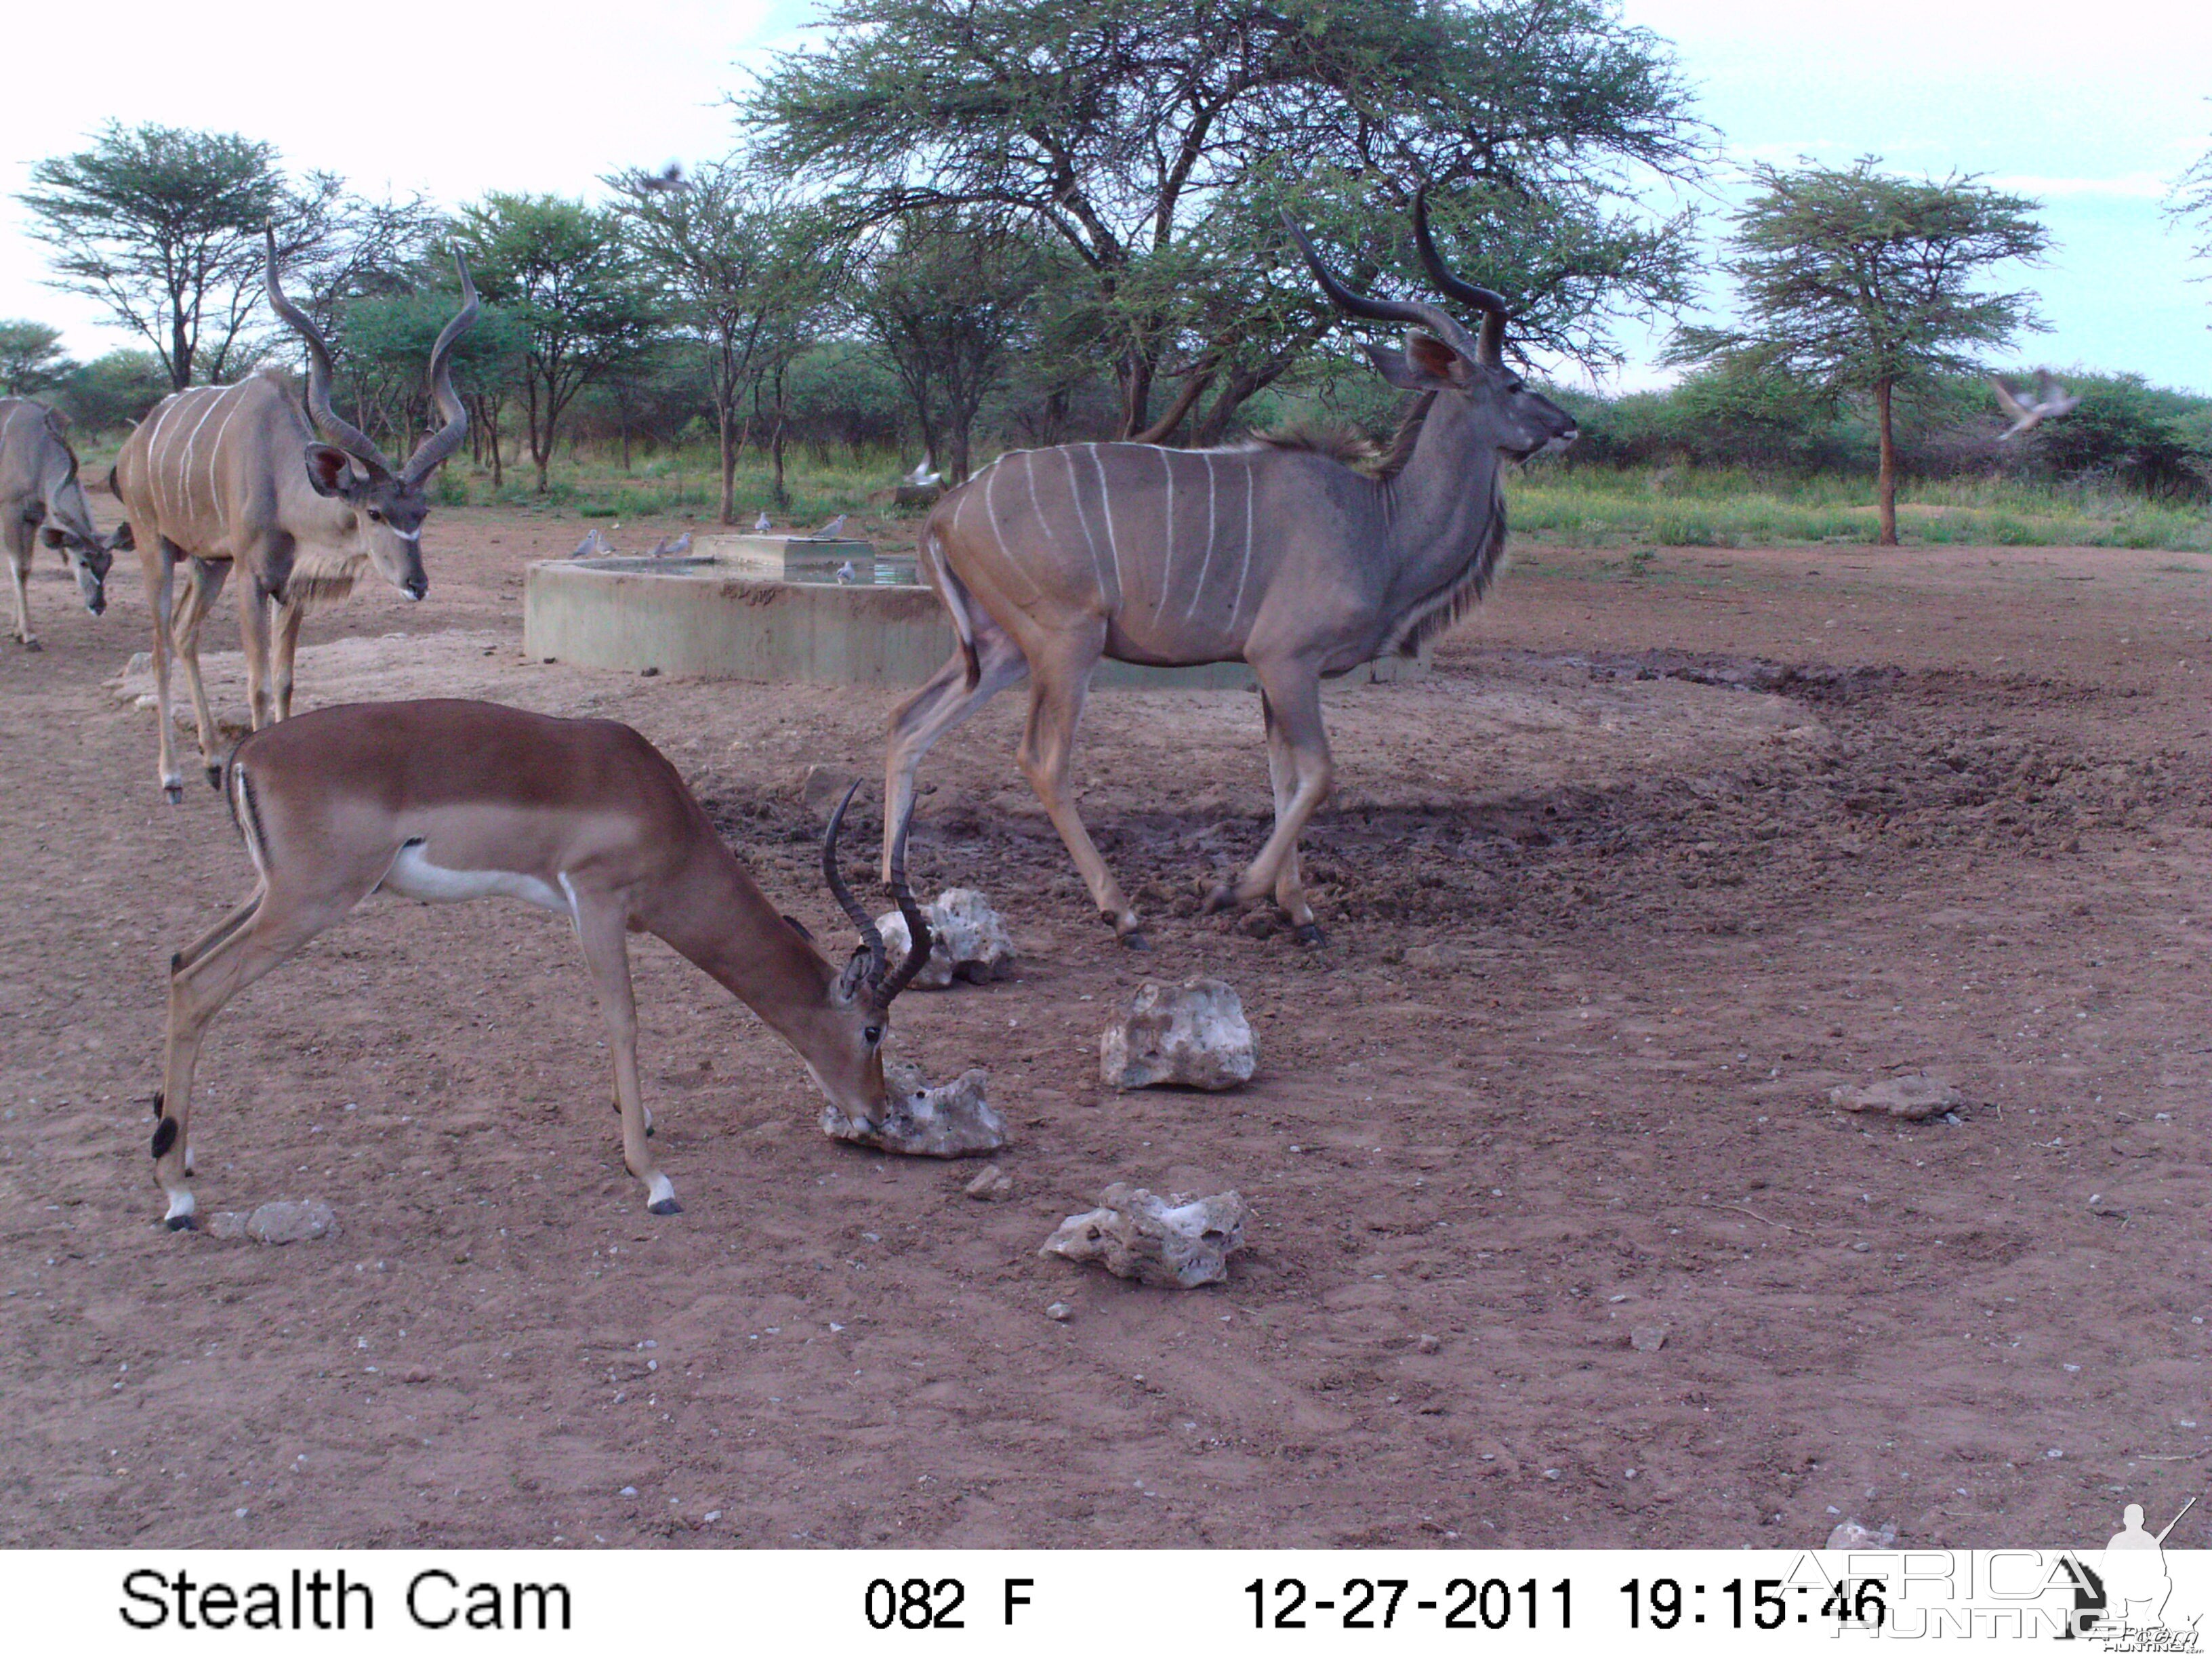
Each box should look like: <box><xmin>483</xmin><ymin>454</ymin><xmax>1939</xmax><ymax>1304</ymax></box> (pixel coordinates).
<box><xmin>3</xmin><ymin>0</ymin><xmax>2207</xmax><ymax>392</ymax></box>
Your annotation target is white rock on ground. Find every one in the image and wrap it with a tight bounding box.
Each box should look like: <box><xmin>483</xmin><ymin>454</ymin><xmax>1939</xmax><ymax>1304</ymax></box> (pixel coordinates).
<box><xmin>1040</xmin><ymin>1183</ymin><xmax>1250</xmax><ymax>1289</ymax></box>
<box><xmin>875</xmin><ymin>889</ymin><xmax>1017</xmax><ymax>988</ymax></box>
<box><xmin>1829</xmin><ymin>1073</ymin><xmax>1962</xmax><ymax>1121</ymax></box>
<box><xmin>208</xmin><ymin>1199</ymin><xmax>336</xmax><ymax>1244</ymax></box>
<box><xmin>1100</xmin><ymin>978</ymin><xmax>1256</xmax><ymax>1091</ymax></box>
<box><xmin>821</xmin><ymin>1059</ymin><xmax>1006</xmax><ymax>1157</ymax></box>
<box><xmin>1825</xmin><ymin>1517</ymin><xmax>1899</xmax><ymax>1550</ymax></box>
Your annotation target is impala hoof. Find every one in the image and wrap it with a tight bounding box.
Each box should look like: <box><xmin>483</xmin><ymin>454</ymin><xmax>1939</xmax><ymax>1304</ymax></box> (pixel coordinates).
<box><xmin>1120</xmin><ymin>931</ymin><xmax>1150</xmax><ymax>951</ymax></box>
<box><xmin>164</xmin><ymin>1212</ymin><xmax>197</xmax><ymax>1232</ymax></box>
<box><xmin>1292</xmin><ymin>922</ymin><xmax>1328</xmax><ymax>947</ymax></box>
<box><xmin>22</xmin><ymin>637</ymin><xmax>41</xmax><ymax>652</ymax></box>
<box><xmin>1201</xmin><ymin>882</ymin><xmax>1237</xmax><ymax>915</ymax></box>
<box><xmin>647</xmin><ymin>1196</ymin><xmax>683</xmax><ymax>1216</ymax></box>
<box><xmin>162</xmin><ymin>783</ymin><xmax>184</xmax><ymax>805</ymax></box>
<box><xmin>205</xmin><ymin>764</ymin><xmax>222</xmax><ymax>791</ymax></box>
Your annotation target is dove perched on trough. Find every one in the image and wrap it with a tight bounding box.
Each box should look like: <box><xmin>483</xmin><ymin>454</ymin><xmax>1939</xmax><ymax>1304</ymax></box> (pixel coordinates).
<box><xmin>647</xmin><ymin>531</ymin><xmax>692</xmax><ymax>556</ymax></box>
<box><xmin>836</xmin><ymin>559</ymin><xmax>858</xmax><ymax>584</ymax></box>
<box><xmin>1990</xmin><ymin>371</ymin><xmax>2081</xmax><ymax>441</ymax></box>
<box><xmin>752</xmin><ymin>511</ymin><xmax>772</xmax><ymax>533</ymax></box>
<box><xmin>570</xmin><ymin>529</ymin><xmax>614</xmax><ymax>559</ymax></box>
<box><xmin>804</xmin><ymin>513</ymin><xmax>848</xmax><ymax>541</ymax></box>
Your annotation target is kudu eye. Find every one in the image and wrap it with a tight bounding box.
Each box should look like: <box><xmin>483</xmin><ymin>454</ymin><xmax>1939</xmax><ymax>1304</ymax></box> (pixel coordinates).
<box><xmin>864</xmin><ymin>1025</ymin><xmax>883</xmax><ymax>1046</ymax></box>
<box><xmin>365</xmin><ymin>506</ymin><xmax>384</xmax><ymax>523</ymax></box>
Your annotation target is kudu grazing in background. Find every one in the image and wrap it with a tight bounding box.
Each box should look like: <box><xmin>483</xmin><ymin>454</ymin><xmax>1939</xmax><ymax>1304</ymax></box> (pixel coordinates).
<box><xmin>884</xmin><ymin>194</ymin><xmax>1578</xmax><ymax>945</ymax></box>
<box><xmin>152</xmin><ymin>699</ymin><xmax>933</xmax><ymax>1229</ymax></box>
<box><xmin>0</xmin><ymin>398</ymin><xmax>131</xmax><ymax>646</ymax></box>
<box><xmin>112</xmin><ymin>232</ymin><xmax>478</xmax><ymax>800</ymax></box>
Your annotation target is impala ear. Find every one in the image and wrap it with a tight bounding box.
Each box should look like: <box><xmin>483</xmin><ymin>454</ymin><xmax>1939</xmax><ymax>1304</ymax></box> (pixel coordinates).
<box><xmin>834</xmin><ymin>947</ymin><xmax>871</xmax><ymax>1003</ymax></box>
<box><xmin>1367</xmin><ymin>331</ymin><xmax>1469</xmax><ymax>391</ymax></box>
<box><xmin>303</xmin><ymin>444</ymin><xmax>355</xmax><ymax>497</ymax></box>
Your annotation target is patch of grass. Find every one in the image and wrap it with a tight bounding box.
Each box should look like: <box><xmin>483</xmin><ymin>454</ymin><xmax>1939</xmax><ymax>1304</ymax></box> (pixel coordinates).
<box><xmin>1507</xmin><ymin>465</ymin><xmax>2212</xmax><ymax>552</ymax></box>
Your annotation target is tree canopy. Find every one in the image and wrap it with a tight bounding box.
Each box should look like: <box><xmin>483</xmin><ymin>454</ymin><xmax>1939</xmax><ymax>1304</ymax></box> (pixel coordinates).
<box><xmin>1668</xmin><ymin>159</ymin><xmax>2048</xmax><ymax>543</ymax></box>
<box><xmin>452</xmin><ymin>194</ymin><xmax>661</xmax><ymax>492</ymax></box>
<box><xmin>741</xmin><ymin>0</ymin><xmax>1704</xmax><ymax>439</ymax></box>
<box><xmin>0</xmin><ymin>321</ymin><xmax>77</xmax><ymax>396</ymax></box>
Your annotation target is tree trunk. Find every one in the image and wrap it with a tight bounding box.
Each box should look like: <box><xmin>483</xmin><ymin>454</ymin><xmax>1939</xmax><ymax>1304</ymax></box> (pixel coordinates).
<box><xmin>769</xmin><ymin>367</ymin><xmax>790</xmax><ymax>510</ymax></box>
<box><xmin>1115</xmin><ymin>350</ymin><xmax>1155</xmax><ymax>441</ymax></box>
<box><xmin>1875</xmin><ymin>377</ymin><xmax>1898</xmax><ymax>547</ymax></box>
<box><xmin>717</xmin><ymin>398</ymin><xmax>737</xmax><ymax>525</ymax></box>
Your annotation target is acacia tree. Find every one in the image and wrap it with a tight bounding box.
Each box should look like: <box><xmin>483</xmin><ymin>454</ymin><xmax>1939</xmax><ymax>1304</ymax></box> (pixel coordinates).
<box><xmin>851</xmin><ymin>210</ymin><xmax>1050</xmax><ymax>481</ymax></box>
<box><xmin>0</xmin><ymin>322</ymin><xmax>76</xmax><ymax>396</ymax></box>
<box><xmin>743</xmin><ymin>0</ymin><xmax>1701</xmax><ymax>442</ymax></box>
<box><xmin>607</xmin><ymin>163</ymin><xmax>800</xmax><ymax>522</ymax></box>
<box><xmin>18</xmin><ymin>123</ymin><xmax>351</xmax><ymax>389</ymax></box>
<box><xmin>1668</xmin><ymin>159</ymin><xmax>2048</xmax><ymax>546</ymax></box>
<box><xmin>2171</xmin><ymin>130</ymin><xmax>2212</xmax><ymax>289</ymax></box>
<box><xmin>453</xmin><ymin>194</ymin><xmax>660</xmax><ymax>492</ymax></box>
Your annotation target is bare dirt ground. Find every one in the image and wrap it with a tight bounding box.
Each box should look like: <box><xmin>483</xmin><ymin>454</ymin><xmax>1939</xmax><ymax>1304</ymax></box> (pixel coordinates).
<box><xmin>3</xmin><ymin>508</ymin><xmax>2208</xmax><ymax>1550</ymax></box>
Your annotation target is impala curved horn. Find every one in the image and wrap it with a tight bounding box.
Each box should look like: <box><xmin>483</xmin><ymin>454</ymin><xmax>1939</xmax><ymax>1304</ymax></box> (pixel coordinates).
<box><xmin>1280</xmin><ymin>209</ymin><xmax>1481</xmax><ymax>363</ymax></box>
<box><xmin>400</xmin><ymin>247</ymin><xmax>480</xmax><ymax>489</ymax></box>
<box><xmin>872</xmin><ymin>800</ymin><xmax>933</xmax><ymax>1006</ymax></box>
<box><xmin>264</xmin><ymin>226</ymin><xmax>397</xmax><ymax>480</ymax></box>
<box><xmin>823</xmin><ymin>782</ymin><xmax>886</xmax><ymax>987</ymax></box>
<box><xmin>1412</xmin><ymin>186</ymin><xmax>1508</xmax><ymax>369</ymax></box>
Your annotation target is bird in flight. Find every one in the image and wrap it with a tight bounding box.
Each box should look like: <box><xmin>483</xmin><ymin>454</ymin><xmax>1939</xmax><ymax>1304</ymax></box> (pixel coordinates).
<box><xmin>905</xmin><ymin>454</ymin><xmax>942</xmax><ymax>488</ymax></box>
<box><xmin>638</xmin><ymin>163</ymin><xmax>688</xmax><ymax>193</ymax></box>
<box><xmin>1990</xmin><ymin>371</ymin><xmax>2081</xmax><ymax>440</ymax></box>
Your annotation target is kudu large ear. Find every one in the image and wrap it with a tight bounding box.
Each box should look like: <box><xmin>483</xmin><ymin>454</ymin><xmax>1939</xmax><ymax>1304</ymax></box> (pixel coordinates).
<box><xmin>1366</xmin><ymin>330</ymin><xmax>1469</xmax><ymax>392</ymax></box>
<box><xmin>107</xmin><ymin>521</ymin><xmax>135</xmax><ymax>552</ymax></box>
<box><xmin>303</xmin><ymin>445</ymin><xmax>356</xmax><ymax>497</ymax></box>
<box><xmin>39</xmin><ymin>525</ymin><xmax>68</xmax><ymax>550</ymax></box>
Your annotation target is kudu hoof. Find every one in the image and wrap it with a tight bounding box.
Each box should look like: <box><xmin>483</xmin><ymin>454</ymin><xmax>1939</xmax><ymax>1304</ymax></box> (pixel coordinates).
<box><xmin>1119</xmin><ymin>930</ymin><xmax>1151</xmax><ymax>951</ymax></box>
<box><xmin>1200</xmin><ymin>883</ymin><xmax>1238</xmax><ymax>916</ymax></box>
<box><xmin>164</xmin><ymin>1212</ymin><xmax>197</xmax><ymax>1232</ymax></box>
<box><xmin>205</xmin><ymin>765</ymin><xmax>222</xmax><ymax>791</ymax></box>
<box><xmin>647</xmin><ymin>1196</ymin><xmax>683</xmax><ymax>1217</ymax></box>
<box><xmin>1292</xmin><ymin>922</ymin><xmax>1329</xmax><ymax>947</ymax></box>
<box><xmin>162</xmin><ymin>783</ymin><xmax>184</xmax><ymax>805</ymax></box>
<box><xmin>22</xmin><ymin>638</ymin><xmax>41</xmax><ymax>653</ymax></box>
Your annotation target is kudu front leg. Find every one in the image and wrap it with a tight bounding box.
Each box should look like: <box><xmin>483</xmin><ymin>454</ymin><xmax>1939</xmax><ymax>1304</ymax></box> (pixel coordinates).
<box><xmin>1205</xmin><ymin>663</ymin><xmax>1333</xmax><ymax>939</ymax></box>
<box><xmin>1259</xmin><ymin>691</ymin><xmax>1326</xmax><ymax>945</ymax></box>
<box><xmin>172</xmin><ymin>558</ymin><xmax>232</xmax><ymax>788</ymax></box>
<box><xmin>271</xmin><ymin>596</ymin><xmax>308</xmax><ymax>722</ymax></box>
<box><xmin>5</xmin><ymin>535</ymin><xmax>36</xmax><ymax>647</ymax></box>
<box><xmin>1016</xmin><ymin>626</ymin><xmax>1144</xmax><ymax>945</ymax></box>
<box><xmin>141</xmin><ymin>539</ymin><xmax>186</xmax><ymax>801</ymax></box>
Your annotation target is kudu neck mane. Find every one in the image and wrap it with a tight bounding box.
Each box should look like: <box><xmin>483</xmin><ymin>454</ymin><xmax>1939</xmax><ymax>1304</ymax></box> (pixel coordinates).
<box><xmin>1251</xmin><ymin>392</ymin><xmax>1437</xmax><ymax>483</ymax></box>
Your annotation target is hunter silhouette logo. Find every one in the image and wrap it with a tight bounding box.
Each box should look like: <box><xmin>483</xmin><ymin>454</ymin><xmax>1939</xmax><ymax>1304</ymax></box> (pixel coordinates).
<box><xmin>2070</xmin><ymin>1496</ymin><xmax>2200</xmax><ymax>1647</ymax></box>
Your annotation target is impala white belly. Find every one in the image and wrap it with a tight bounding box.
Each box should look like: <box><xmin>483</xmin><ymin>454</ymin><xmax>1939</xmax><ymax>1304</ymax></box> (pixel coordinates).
<box><xmin>378</xmin><ymin>841</ymin><xmax>569</xmax><ymax>913</ymax></box>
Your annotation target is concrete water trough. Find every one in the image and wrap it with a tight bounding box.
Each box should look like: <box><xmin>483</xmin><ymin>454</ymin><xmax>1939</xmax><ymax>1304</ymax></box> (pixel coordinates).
<box><xmin>523</xmin><ymin>533</ymin><xmax>1429</xmax><ymax>690</ymax></box>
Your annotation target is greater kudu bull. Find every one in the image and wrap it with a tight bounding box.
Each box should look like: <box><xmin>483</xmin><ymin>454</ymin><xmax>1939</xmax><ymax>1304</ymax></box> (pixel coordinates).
<box><xmin>1</xmin><ymin>398</ymin><xmax>130</xmax><ymax>647</ymax></box>
<box><xmin>884</xmin><ymin>196</ymin><xmax>1577</xmax><ymax>944</ymax></box>
<box><xmin>112</xmin><ymin>233</ymin><xmax>477</xmax><ymax>800</ymax></box>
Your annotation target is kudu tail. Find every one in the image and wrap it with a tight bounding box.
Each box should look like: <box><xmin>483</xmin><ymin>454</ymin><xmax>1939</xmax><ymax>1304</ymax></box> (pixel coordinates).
<box><xmin>919</xmin><ymin>525</ymin><xmax>983</xmax><ymax>691</ymax></box>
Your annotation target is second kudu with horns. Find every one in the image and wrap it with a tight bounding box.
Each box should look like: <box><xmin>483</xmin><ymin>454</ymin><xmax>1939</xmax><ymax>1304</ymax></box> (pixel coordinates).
<box><xmin>884</xmin><ymin>194</ymin><xmax>1577</xmax><ymax>945</ymax></box>
<box><xmin>112</xmin><ymin>231</ymin><xmax>478</xmax><ymax>800</ymax></box>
